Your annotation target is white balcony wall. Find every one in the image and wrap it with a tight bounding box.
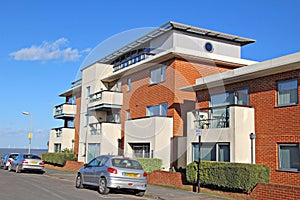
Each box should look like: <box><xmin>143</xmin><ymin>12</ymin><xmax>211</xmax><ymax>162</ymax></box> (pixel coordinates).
<box><xmin>88</xmin><ymin>91</ymin><xmax>123</xmax><ymax>108</ymax></box>
<box><xmin>186</xmin><ymin>106</ymin><xmax>255</xmax><ymax>165</ymax></box>
<box><xmin>48</xmin><ymin>128</ymin><xmax>75</xmax><ymax>152</ymax></box>
<box><xmin>53</xmin><ymin>104</ymin><xmax>76</xmax><ymax>118</ymax></box>
<box><xmin>124</xmin><ymin>117</ymin><xmax>173</xmax><ymax>170</ymax></box>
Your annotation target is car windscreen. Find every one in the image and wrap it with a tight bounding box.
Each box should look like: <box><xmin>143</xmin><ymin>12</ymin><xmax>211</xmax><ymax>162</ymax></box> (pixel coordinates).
<box><xmin>24</xmin><ymin>154</ymin><xmax>41</xmax><ymax>159</ymax></box>
<box><xmin>9</xmin><ymin>154</ymin><xmax>18</xmax><ymax>159</ymax></box>
<box><xmin>112</xmin><ymin>158</ymin><xmax>143</xmax><ymax>170</ymax></box>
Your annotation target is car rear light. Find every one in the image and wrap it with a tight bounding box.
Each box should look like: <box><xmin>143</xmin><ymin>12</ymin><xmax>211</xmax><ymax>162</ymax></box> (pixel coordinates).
<box><xmin>143</xmin><ymin>172</ymin><xmax>147</xmax><ymax>177</ymax></box>
<box><xmin>22</xmin><ymin>160</ymin><xmax>28</xmax><ymax>164</ymax></box>
<box><xmin>39</xmin><ymin>161</ymin><xmax>44</xmax><ymax>166</ymax></box>
<box><xmin>107</xmin><ymin>168</ymin><xmax>117</xmax><ymax>174</ymax></box>
<box><xmin>8</xmin><ymin>159</ymin><xmax>12</xmax><ymax>163</ymax></box>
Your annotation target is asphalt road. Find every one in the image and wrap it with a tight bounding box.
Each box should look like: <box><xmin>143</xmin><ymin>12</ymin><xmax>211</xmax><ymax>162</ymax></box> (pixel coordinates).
<box><xmin>0</xmin><ymin>169</ymin><xmax>151</xmax><ymax>200</ymax></box>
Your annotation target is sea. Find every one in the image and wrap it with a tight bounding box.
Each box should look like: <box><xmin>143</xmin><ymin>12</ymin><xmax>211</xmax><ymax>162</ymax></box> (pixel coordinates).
<box><xmin>0</xmin><ymin>148</ymin><xmax>48</xmax><ymax>158</ymax></box>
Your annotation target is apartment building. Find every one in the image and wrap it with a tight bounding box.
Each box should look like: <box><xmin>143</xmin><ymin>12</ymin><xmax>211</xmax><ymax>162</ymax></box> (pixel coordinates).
<box><xmin>48</xmin><ymin>81</ymin><xmax>81</xmax><ymax>156</ymax></box>
<box><xmin>182</xmin><ymin>52</ymin><xmax>300</xmax><ymax>186</ymax></box>
<box><xmin>74</xmin><ymin>22</ymin><xmax>256</xmax><ymax>169</ymax></box>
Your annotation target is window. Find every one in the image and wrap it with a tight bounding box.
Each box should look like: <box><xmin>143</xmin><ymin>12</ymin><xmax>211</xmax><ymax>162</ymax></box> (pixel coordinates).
<box><xmin>90</xmin><ymin>123</ymin><xmax>101</xmax><ymax>135</ymax></box>
<box><xmin>85</xmin><ymin>114</ymin><xmax>89</xmax><ymax>126</ymax></box>
<box><xmin>278</xmin><ymin>143</ymin><xmax>300</xmax><ymax>172</ymax></box>
<box><xmin>210</xmin><ymin>88</ymin><xmax>249</xmax><ymax>107</ymax></box>
<box><xmin>87</xmin><ymin>143</ymin><xmax>101</xmax><ymax>162</ymax></box>
<box><xmin>146</xmin><ymin>103</ymin><xmax>168</xmax><ymax>117</ymax></box>
<box><xmin>277</xmin><ymin>79</ymin><xmax>298</xmax><ymax>106</ymax></box>
<box><xmin>54</xmin><ymin>143</ymin><xmax>61</xmax><ymax>152</ymax></box>
<box><xmin>126</xmin><ymin>110</ymin><xmax>130</xmax><ymax>120</ymax></box>
<box><xmin>127</xmin><ymin>78</ymin><xmax>131</xmax><ymax>92</ymax></box>
<box><xmin>192</xmin><ymin>142</ymin><xmax>230</xmax><ymax>162</ymax></box>
<box><xmin>116</xmin><ymin>80</ymin><xmax>122</xmax><ymax>92</ymax></box>
<box><xmin>150</xmin><ymin>66</ymin><xmax>166</xmax><ymax>84</ymax></box>
<box><xmin>130</xmin><ymin>143</ymin><xmax>150</xmax><ymax>158</ymax></box>
<box><xmin>86</xmin><ymin>86</ymin><xmax>91</xmax><ymax>98</ymax></box>
<box><xmin>67</xmin><ymin>120</ymin><xmax>74</xmax><ymax>128</ymax></box>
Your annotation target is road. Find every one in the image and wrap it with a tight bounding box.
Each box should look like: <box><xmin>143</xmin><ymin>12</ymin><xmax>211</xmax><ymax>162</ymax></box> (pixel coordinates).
<box><xmin>0</xmin><ymin>169</ymin><xmax>151</xmax><ymax>200</ymax></box>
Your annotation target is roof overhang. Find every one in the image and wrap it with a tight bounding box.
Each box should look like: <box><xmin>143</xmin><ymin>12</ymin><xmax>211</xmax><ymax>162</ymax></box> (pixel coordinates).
<box><xmin>181</xmin><ymin>52</ymin><xmax>300</xmax><ymax>92</ymax></box>
<box><xmin>59</xmin><ymin>84</ymin><xmax>81</xmax><ymax>97</ymax></box>
<box><xmin>101</xmin><ymin>47</ymin><xmax>257</xmax><ymax>83</ymax></box>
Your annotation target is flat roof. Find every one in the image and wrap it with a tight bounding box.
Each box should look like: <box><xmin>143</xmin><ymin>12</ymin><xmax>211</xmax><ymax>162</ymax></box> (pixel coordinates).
<box><xmin>96</xmin><ymin>21</ymin><xmax>255</xmax><ymax>65</ymax></box>
<box><xmin>181</xmin><ymin>52</ymin><xmax>300</xmax><ymax>92</ymax></box>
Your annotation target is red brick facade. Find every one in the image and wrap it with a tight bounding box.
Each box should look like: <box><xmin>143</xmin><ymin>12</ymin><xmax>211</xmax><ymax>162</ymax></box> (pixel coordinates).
<box><xmin>196</xmin><ymin>69</ymin><xmax>300</xmax><ymax>187</ymax></box>
<box><xmin>119</xmin><ymin>58</ymin><xmax>235</xmax><ymax>140</ymax></box>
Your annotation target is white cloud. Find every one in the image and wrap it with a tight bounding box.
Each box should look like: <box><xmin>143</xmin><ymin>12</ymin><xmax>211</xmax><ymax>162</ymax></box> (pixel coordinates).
<box><xmin>10</xmin><ymin>38</ymin><xmax>90</xmax><ymax>62</ymax></box>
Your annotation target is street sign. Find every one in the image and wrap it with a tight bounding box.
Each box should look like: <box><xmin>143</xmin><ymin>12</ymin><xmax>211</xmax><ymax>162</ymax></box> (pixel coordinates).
<box><xmin>195</xmin><ymin>128</ymin><xmax>202</xmax><ymax>137</ymax></box>
<box><xmin>28</xmin><ymin>133</ymin><xmax>33</xmax><ymax>139</ymax></box>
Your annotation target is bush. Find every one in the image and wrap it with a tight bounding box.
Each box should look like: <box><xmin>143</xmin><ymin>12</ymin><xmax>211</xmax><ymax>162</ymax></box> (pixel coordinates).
<box><xmin>137</xmin><ymin>158</ymin><xmax>162</xmax><ymax>173</ymax></box>
<box><xmin>42</xmin><ymin>152</ymin><xmax>75</xmax><ymax>166</ymax></box>
<box><xmin>186</xmin><ymin>161</ymin><xmax>270</xmax><ymax>193</ymax></box>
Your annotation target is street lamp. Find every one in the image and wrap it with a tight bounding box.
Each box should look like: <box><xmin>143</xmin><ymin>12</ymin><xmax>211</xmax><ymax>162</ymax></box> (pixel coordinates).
<box><xmin>22</xmin><ymin>111</ymin><xmax>32</xmax><ymax>153</ymax></box>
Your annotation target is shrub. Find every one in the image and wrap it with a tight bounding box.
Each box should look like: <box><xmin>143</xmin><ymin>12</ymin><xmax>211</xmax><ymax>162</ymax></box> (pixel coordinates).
<box><xmin>137</xmin><ymin>158</ymin><xmax>162</xmax><ymax>173</ymax></box>
<box><xmin>42</xmin><ymin>152</ymin><xmax>75</xmax><ymax>166</ymax></box>
<box><xmin>186</xmin><ymin>161</ymin><xmax>270</xmax><ymax>194</ymax></box>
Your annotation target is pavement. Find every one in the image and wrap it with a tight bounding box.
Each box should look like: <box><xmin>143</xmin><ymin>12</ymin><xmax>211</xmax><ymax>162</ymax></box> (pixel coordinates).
<box><xmin>44</xmin><ymin>168</ymin><xmax>226</xmax><ymax>200</ymax></box>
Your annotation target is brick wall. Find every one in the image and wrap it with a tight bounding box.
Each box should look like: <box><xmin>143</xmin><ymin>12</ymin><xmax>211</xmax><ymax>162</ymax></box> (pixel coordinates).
<box><xmin>250</xmin><ymin>183</ymin><xmax>300</xmax><ymax>200</ymax></box>
<box><xmin>196</xmin><ymin>69</ymin><xmax>300</xmax><ymax>186</ymax></box>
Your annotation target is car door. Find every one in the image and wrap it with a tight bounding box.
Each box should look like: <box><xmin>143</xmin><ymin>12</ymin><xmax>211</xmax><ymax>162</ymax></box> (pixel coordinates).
<box><xmin>93</xmin><ymin>156</ymin><xmax>109</xmax><ymax>184</ymax></box>
<box><xmin>82</xmin><ymin>158</ymin><xmax>99</xmax><ymax>185</ymax></box>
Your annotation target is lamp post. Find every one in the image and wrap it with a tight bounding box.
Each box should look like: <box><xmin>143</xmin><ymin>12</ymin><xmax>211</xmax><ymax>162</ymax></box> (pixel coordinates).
<box><xmin>250</xmin><ymin>133</ymin><xmax>256</xmax><ymax>164</ymax></box>
<box><xmin>194</xmin><ymin>110</ymin><xmax>203</xmax><ymax>193</ymax></box>
<box><xmin>22</xmin><ymin>111</ymin><xmax>32</xmax><ymax>154</ymax></box>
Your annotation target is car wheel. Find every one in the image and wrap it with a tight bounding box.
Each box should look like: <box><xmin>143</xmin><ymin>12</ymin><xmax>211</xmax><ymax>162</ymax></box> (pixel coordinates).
<box><xmin>135</xmin><ymin>190</ymin><xmax>145</xmax><ymax>197</ymax></box>
<box><xmin>3</xmin><ymin>165</ymin><xmax>8</xmax><ymax>170</ymax></box>
<box><xmin>98</xmin><ymin>177</ymin><xmax>109</xmax><ymax>195</ymax></box>
<box><xmin>8</xmin><ymin>164</ymin><xmax>12</xmax><ymax>172</ymax></box>
<box><xmin>16</xmin><ymin>165</ymin><xmax>21</xmax><ymax>173</ymax></box>
<box><xmin>75</xmin><ymin>174</ymin><xmax>83</xmax><ymax>188</ymax></box>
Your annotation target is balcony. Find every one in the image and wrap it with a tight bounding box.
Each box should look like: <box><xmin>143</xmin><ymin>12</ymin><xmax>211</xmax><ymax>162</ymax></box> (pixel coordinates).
<box><xmin>187</xmin><ymin>105</ymin><xmax>255</xmax><ymax>164</ymax></box>
<box><xmin>88</xmin><ymin>90</ymin><xmax>123</xmax><ymax>111</ymax></box>
<box><xmin>53</xmin><ymin>103</ymin><xmax>76</xmax><ymax>119</ymax></box>
<box><xmin>48</xmin><ymin>127</ymin><xmax>75</xmax><ymax>152</ymax></box>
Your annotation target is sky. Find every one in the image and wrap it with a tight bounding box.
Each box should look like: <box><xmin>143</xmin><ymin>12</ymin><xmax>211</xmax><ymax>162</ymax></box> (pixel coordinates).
<box><xmin>0</xmin><ymin>0</ymin><xmax>299</xmax><ymax>149</ymax></box>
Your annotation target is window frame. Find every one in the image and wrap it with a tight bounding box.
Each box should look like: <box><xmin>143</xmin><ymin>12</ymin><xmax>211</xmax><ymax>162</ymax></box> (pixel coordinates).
<box><xmin>150</xmin><ymin>65</ymin><xmax>166</xmax><ymax>85</ymax></box>
<box><xmin>146</xmin><ymin>102</ymin><xmax>168</xmax><ymax>117</ymax></box>
<box><xmin>127</xmin><ymin>77</ymin><xmax>131</xmax><ymax>92</ymax></box>
<box><xmin>277</xmin><ymin>79</ymin><xmax>298</xmax><ymax>107</ymax></box>
<box><xmin>278</xmin><ymin>143</ymin><xmax>300</xmax><ymax>172</ymax></box>
<box><xmin>192</xmin><ymin>142</ymin><xmax>230</xmax><ymax>162</ymax></box>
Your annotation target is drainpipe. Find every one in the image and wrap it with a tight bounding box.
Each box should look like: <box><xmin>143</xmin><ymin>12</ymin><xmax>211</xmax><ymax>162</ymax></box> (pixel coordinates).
<box><xmin>250</xmin><ymin>133</ymin><xmax>256</xmax><ymax>164</ymax></box>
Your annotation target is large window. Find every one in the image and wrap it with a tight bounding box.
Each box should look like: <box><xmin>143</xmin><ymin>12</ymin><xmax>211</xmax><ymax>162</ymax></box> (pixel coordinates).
<box><xmin>192</xmin><ymin>143</ymin><xmax>230</xmax><ymax>162</ymax></box>
<box><xmin>277</xmin><ymin>79</ymin><xmax>298</xmax><ymax>106</ymax></box>
<box><xmin>146</xmin><ymin>103</ymin><xmax>168</xmax><ymax>117</ymax></box>
<box><xmin>278</xmin><ymin>143</ymin><xmax>300</xmax><ymax>172</ymax></box>
<box><xmin>210</xmin><ymin>88</ymin><xmax>249</xmax><ymax>107</ymax></box>
<box><xmin>150</xmin><ymin>66</ymin><xmax>166</xmax><ymax>84</ymax></box>
<box><xmin>87</xmin><ymin>143</ymin><xmax>101</xmax><ymax>162</ymax></box>
<box><xmin>130</xmin><ymin>143</ymin><xmax>150</xmax><ymax>158</ymax></box>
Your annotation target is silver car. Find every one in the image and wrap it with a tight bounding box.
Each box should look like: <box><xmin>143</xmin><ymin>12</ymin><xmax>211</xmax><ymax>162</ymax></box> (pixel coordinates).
<box><xmin>9</xmin><ymin>153</ymin><xmax>45</xmax><ymax>173</ymax></box>
<box><xmin>76</xmin><ymin>155</ymin><xmax>147</xmax><ymax>196</ymax></box>
<box><xmin>0</xmin><ymin>153</ymin><xmax>19</xmax><ymax>170</ymax></box>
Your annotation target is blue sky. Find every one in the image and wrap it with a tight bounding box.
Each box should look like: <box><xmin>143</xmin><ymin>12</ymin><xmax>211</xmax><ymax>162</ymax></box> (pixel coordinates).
<box><xmin>0</xmin><ymin>0</ymin><xmax>299</xmax><ymax>149</ymax></box>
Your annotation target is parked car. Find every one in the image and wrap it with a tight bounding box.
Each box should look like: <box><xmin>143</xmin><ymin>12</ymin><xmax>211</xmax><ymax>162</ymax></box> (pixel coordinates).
<box><xmin>76</xmin><ymin>155</ymin><xmax>147</xmax><ymax>196</ymax></box>
<box><xmin>0</xmin><ymin>153</ymin><xmax>19</xmax><ymax>170</ymax></box>
<box><xmin>9</xmin><ymin>153</ymin><xmax>45</xmax><ymax>174</ymax></box>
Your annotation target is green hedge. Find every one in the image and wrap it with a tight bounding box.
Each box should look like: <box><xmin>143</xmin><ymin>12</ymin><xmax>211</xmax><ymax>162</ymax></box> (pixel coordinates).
<box><xmin>137</xmin><ymin>158</ymin><xmax>162</xmax><ymax>173</ymax></box>
<box><xmin>42</xmin><ymin>152</ymin><xmax>75</xmax><ymax>166</ymax></box>
<box><xmin>186</xmin><ymin>161</ymin><xmax>270</xmax><ymax>193</ymax></box>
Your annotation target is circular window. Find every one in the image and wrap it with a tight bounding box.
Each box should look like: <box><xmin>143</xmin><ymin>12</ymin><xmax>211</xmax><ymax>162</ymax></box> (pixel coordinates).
<box><xmin>204</xmin><ymin>42</ymin><xmax>213</xmax><ymax>52</ymax></box>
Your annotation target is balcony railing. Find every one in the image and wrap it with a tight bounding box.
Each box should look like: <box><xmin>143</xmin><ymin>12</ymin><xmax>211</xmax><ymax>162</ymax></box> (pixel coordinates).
<box><xmin>53</xmin><ymin>103</ymin><xmax>76</xmax><ymax>119</ymax></box>
<box><xmin>194</xmin><ymin>105</ymin><xmax>251</xmax><ymax>129</ymax></box>
<box><xmin>113</xmin><ymin>49</ymin><xmax>155</xmax><ymax>72</ymax></box>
